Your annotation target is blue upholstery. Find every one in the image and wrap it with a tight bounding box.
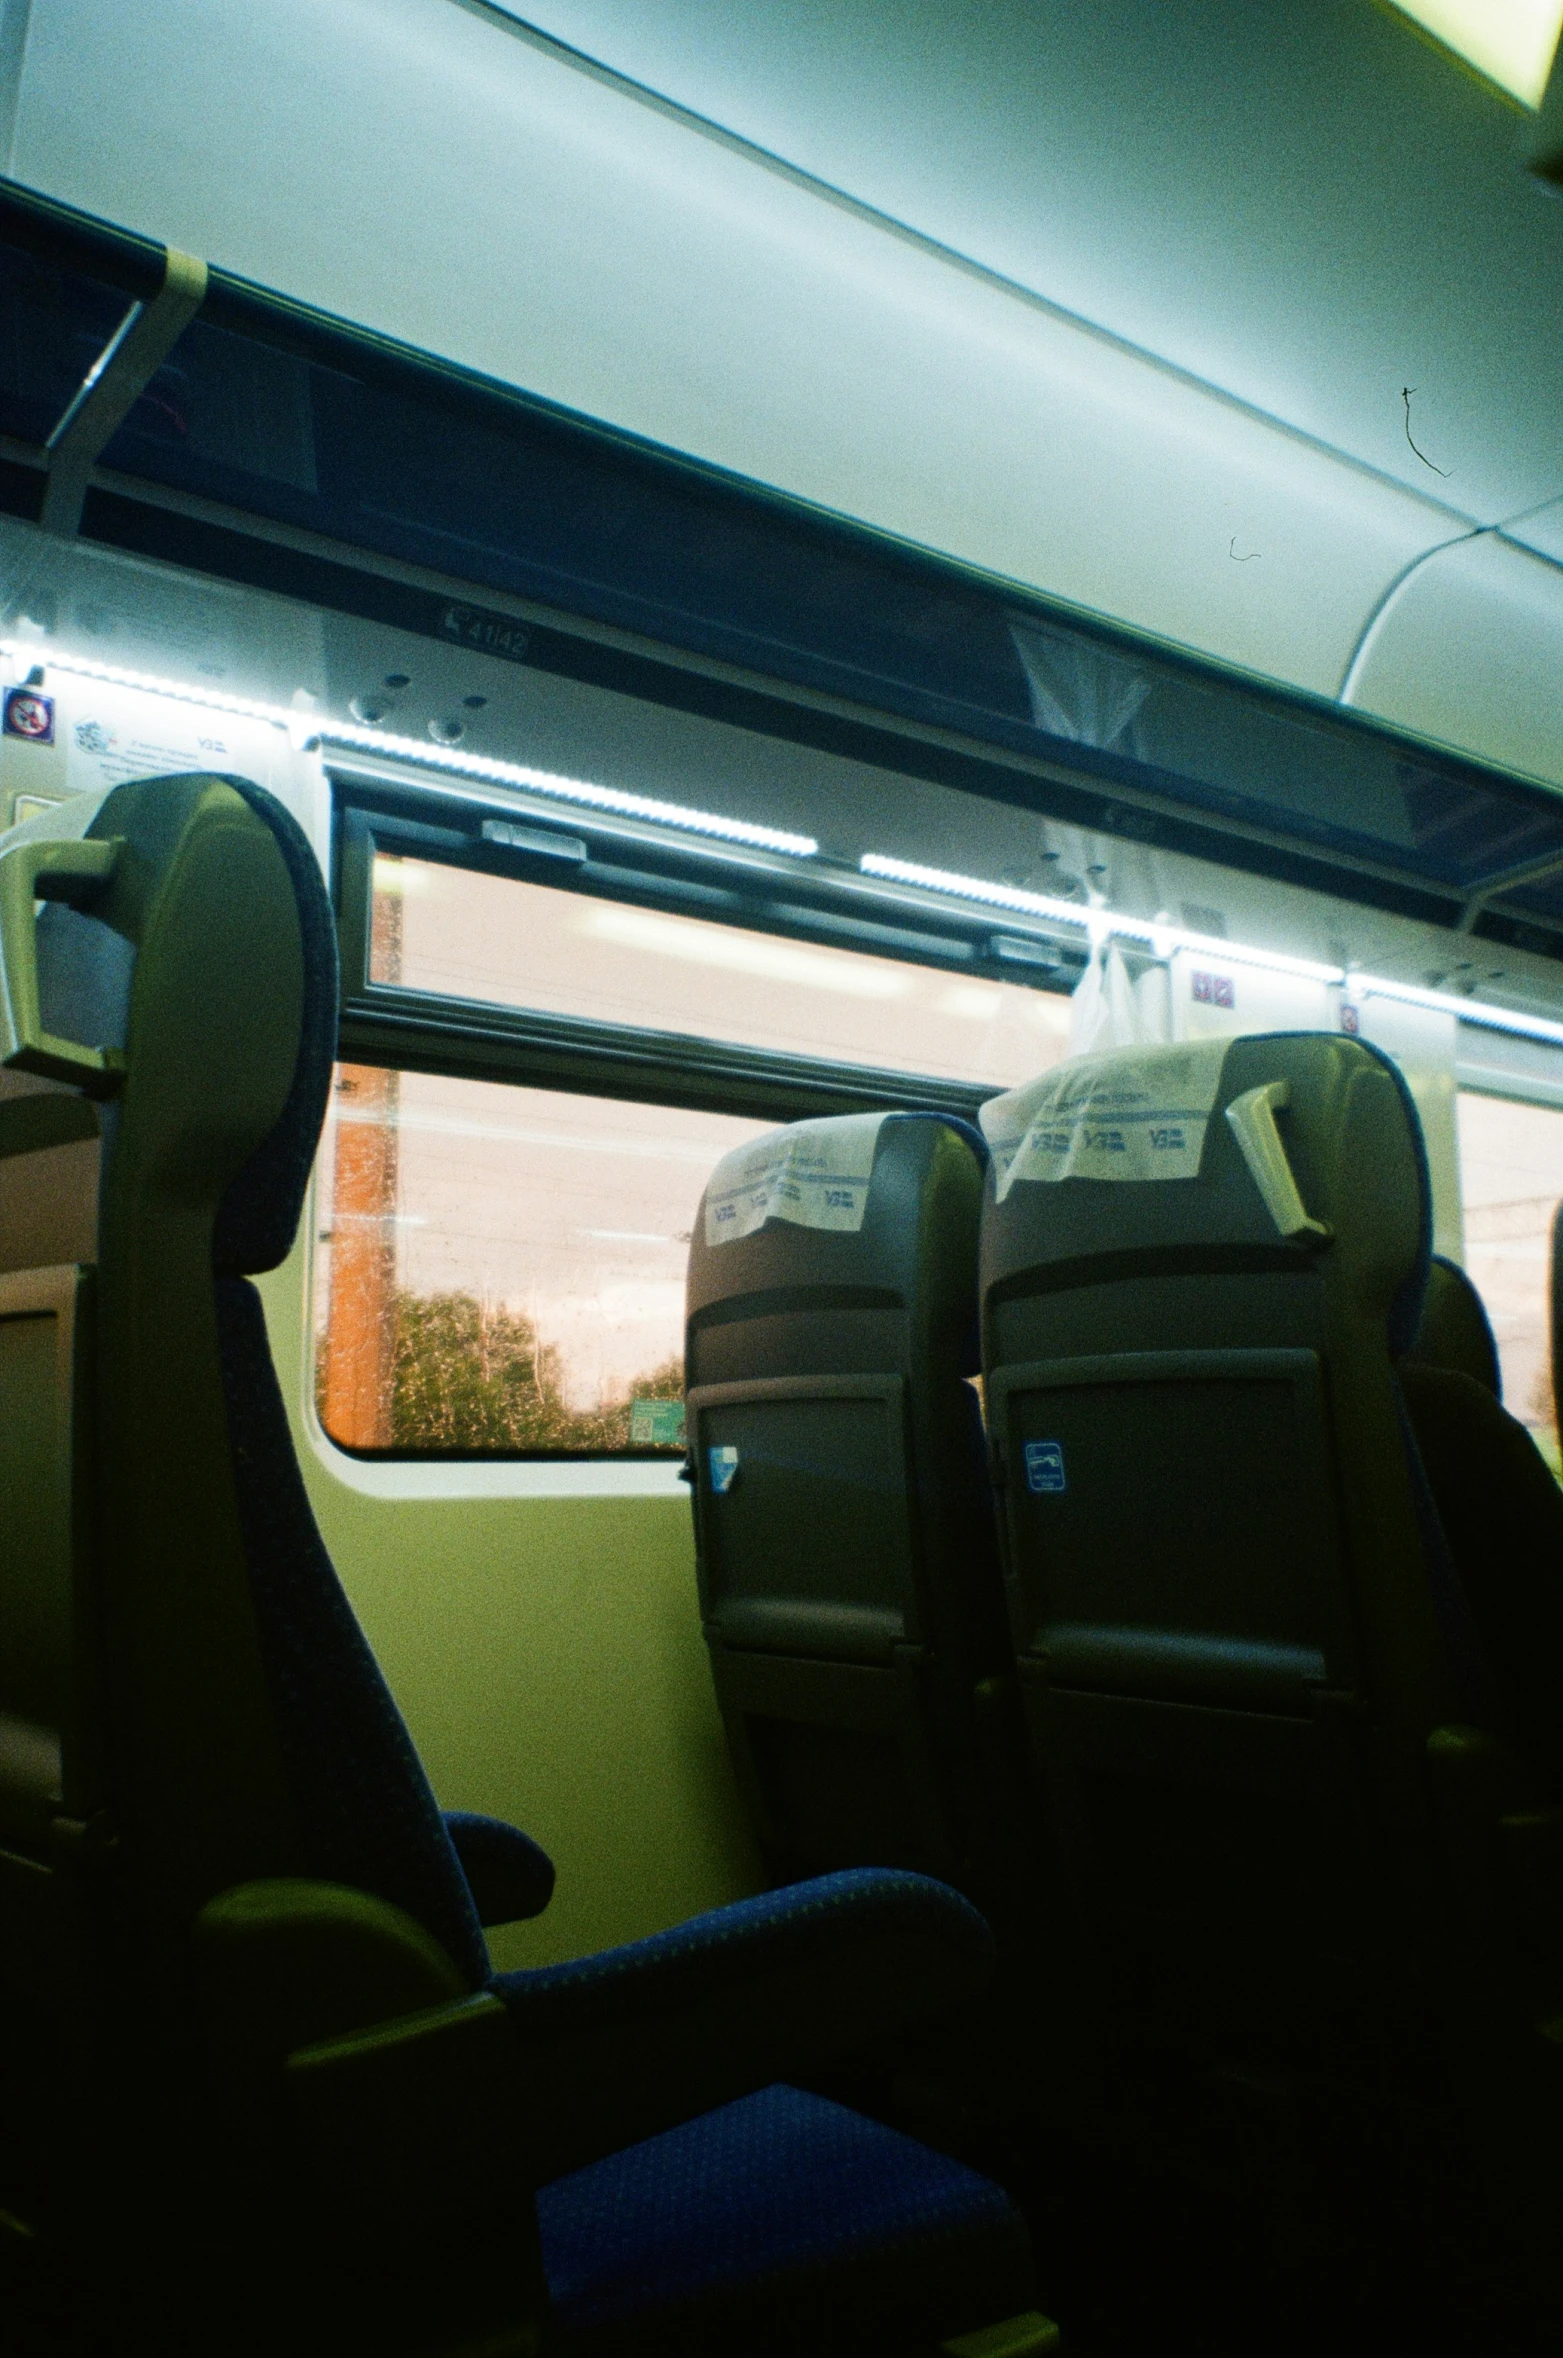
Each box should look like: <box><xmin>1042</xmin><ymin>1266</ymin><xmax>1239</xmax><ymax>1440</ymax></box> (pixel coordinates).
<box><xmin>537</xmin><ymin>2082</ymin><xmax>1034</xmax><ymax>2356</ymax></box>
<box><xmin>493</xmin><ymin>1868</ymin><xmax>991</xmax><ymax>2034</ymax></box>
<box><xmin>206</xmin><ymin>775</ymin><xmax>339</xmax><ymax>1278</ymax></box>
<box><xmin>444</xmin><ymin>1810</ymin><xmax>556</xmax><ymax>1926</ymax></box>
<box><xmin>1359</xmin><ymin>1038</ymin><xmax>1433</xmax><ymax>1357</ymax></box>
<box><xmin>35</xmin><ymin>897</ymin><xmax>135</xmax><ymax>1058</ymax></box>
<box><xmin>214</xmin><ymin>1273</ymin><xmax>492</xmax><ymax>1985</ymax></box>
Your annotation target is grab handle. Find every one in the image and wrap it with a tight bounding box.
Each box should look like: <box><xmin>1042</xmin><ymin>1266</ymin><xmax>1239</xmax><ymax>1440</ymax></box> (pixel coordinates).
<box><xmin>1224</xmin><ymin>1080</ymin><xmax>1330</xmax><ymax>1243</ymax></box>
<box><xmin>0</xmin><ymin>836</ymin><xmax>125</xmax><ymax>1093</ymax></box>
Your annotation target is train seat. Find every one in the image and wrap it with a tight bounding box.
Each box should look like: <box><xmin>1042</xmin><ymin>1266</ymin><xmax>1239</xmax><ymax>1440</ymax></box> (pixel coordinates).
<box><xmin>1397</xmin><ymin>1255</ymin><xmax>1563</xmax><ymax>1801</ymax></box>
<box><xmin>685</xmin><ymin>1110</ymin><xmax>1033</xmax><ymax>1923</ymax></box>
<box><xmin>1403</xmin><ymin>1251</ymin><xmax>1503</xmax><ymax>1397</ymax></box>
<box><xmin>976</xmin><ymin>1030</ymin><xmax>1563</xmax><ymax>2237</ymax></box>
<box><xmin>0</xmin><ymin>777</ymin><xmax>1046</xmax><ymax>2353</ymax></box>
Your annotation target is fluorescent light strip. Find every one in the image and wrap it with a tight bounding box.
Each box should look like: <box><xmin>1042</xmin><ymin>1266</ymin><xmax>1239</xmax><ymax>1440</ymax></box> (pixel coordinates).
<box><xmin>1</xmin><ymin>643</ymin><xmax>291</xmax><ymax>728</ymax></box>
<box><xmin>318</xmin><ymin>719</ymin><xmax>818</xmax><ymax>857</ymax></box>
<box><xmin>1346</xmin><ymin>971</ymin><xmax>1563</xmax><ymax>1049</ymax></box>
<box><xmin>861</xmin><ymin>853</ymin><xmax>1339</xmax><ymax>984</ymax></box>
<box><xmin>861</xmin><ymin>851</ymin><xmax>1563</xmax><ymax>1049</ymax></box>
<box><xmin>1</xmin><ymin>644</ymin><xmax>818</xmax><ymax>860</ymax></box>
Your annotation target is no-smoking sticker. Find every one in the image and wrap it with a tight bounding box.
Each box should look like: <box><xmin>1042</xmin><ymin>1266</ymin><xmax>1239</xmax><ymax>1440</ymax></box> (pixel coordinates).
<box><xmin>3</xmin><ymin>687</ymin><xmax>55</xmax><ymax>744</ymax></box>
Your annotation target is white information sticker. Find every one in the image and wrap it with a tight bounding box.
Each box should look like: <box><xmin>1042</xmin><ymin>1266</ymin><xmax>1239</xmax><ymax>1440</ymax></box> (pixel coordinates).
<box><xmin>980</xmin><ymin>1040</ymin><xmax>1230</xmax><ymax>1201</ymax></box>
<box><xmin>704</xmin><ymin>1112</ymin><xmax>888</xmax><ymax>1245</ymax></box>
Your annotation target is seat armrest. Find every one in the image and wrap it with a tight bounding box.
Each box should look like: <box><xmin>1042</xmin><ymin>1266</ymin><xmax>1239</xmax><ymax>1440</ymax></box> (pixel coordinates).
<box><xmin>444</xmin><ymin>1810</ymin><xmax>555</xmax><ymax>1926</ymax></box>
<box><xmin>199</xmin><ymin>1869</ymin><xmax>994</xmax><ymax>2210</ymax></box>
<box><xmin>194</xmin><ymin>1878</ymin><xmax>471</xmax><ymax>2163</ymax></box>
<box><xmin>490</xmin><ymin>1866</ymin><xmax>993</xmax><ymax>2181</ymax></box>
<box><xmin>287</xmin><ymin>1991</ymin><xmax>536</xmax><ymax>2225</ymax></box>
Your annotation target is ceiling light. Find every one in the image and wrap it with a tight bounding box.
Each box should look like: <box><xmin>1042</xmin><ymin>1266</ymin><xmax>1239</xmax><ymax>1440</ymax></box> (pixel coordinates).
<box><xmin>1382</xmin><ymin>1</ymin><xmax>1563</xmax><ymax>108</ymax></box>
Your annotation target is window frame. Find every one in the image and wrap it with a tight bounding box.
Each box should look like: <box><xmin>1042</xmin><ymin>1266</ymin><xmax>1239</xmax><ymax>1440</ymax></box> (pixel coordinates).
<box><xmin>319</xmin><ymin>762</ymin><xmax>1074</xmax><ymax>1465</ymax></box>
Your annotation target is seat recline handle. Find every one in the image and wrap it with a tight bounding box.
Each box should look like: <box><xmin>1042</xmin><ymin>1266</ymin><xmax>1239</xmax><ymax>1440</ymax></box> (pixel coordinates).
<box><xmin>1224</xmin><ymin>1080</ymin><xmax>1331</xmax><ymax>1243</ymax></box>
<box><xmin>0</xmin><ymin>835</ymin><xmax>125</xmax><ymax>1093</ymax></box>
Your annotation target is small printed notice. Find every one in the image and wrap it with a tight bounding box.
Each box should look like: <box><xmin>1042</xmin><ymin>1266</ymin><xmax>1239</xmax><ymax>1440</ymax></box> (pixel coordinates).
<box><xmin>704</xmin><ymin>1112</ymin><xmax>888</xmax><ymax>1246</ymax></box>
<box><xmin>980</xmin><ymin>1040</ymin><xmax>1229</xmax><ymax>1201</ymax></box>
<box><xmin>63</xmin><ymin>682</ymin><xmax>283</xmax><ymax>802</ymax></box>
<box><xmin>629</xmin><ymin>1399</ymin><xmax>685</xmax><ymax>1447</ymax></box>
<box><xmin>1024</xmin><ymin>1440</ymin><xmax>1067</xmax><ymax>1495</ymax></box>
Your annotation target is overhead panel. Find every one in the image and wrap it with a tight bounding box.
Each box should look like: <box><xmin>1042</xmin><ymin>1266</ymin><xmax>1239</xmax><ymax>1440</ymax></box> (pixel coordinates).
<box><xmin>1343</xmin><ymin>531</ymin><xmax>1563</xmax><ymax>832</ymax></box>
<box><xmin>4</xmin><ymin>181</ymin><xmax>1563</xmax><ymax>966</ymax></box>
<box><xmin>9</xmin><ymin>0</ymin><xmax>1464</xmax><ymax>700</ymax></box>
<box><xmin>1501</xmin><ymin>496</ymin><xmax>1563</xmax><ymax>566</ymax></box>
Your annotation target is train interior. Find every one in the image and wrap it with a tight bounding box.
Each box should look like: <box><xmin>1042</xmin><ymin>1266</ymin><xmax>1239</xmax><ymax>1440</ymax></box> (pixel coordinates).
<box><xmin>4</xmin><ymin>2</ymin><xmax>1563</xmax><ymax>2350</ymax></box>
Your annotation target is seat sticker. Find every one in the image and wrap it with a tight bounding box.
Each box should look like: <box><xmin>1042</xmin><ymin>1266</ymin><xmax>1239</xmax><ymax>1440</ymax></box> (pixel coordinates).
<box><xmin>708</xmin><ymin>1444</ymin><xmax>740</xmax><ymax>1495</ymax></box>
<box><xmin>1024</xmin><ymin>1440</ymin><xmax>1067</xmax><ymax>1494</ymax></box>
<box><xmin>704</xmin><ymin>1111</ymin><xmax>888</xmax><ymax>1244</ymax></box>
<box><xmin>980</xmin><ymin>1040</ymin><xmax>1229</xmax><ymax>1199</ymax></box>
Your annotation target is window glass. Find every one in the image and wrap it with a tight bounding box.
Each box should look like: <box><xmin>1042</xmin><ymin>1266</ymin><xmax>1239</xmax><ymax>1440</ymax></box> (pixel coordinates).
<box><xmin>314</xmin><ymin>1063</ymin><xmax>771</xmax><ymax>1455</ymax></box>
<box><xmin>372</xmin><ymin>854</ymin><xmax>1072</xmax><ymax>1089</ymax></box>
<box><xmin>1455</xmin><ymin>1090</ymin><xmax>1563</xmax><ymax>1471</ymax></box>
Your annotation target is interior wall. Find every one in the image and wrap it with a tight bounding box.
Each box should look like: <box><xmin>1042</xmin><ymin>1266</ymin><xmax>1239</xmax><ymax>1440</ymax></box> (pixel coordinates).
<box><xmin>256</xmin><ymin>1229</ymin><xmax>763</xmax><ymax>1970</ymax></box>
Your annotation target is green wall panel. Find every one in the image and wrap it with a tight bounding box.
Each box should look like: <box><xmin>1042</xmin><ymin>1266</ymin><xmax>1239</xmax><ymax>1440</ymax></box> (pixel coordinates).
<box><xmin>256</xmin><ymin>1241</ymin><xmax>762</xmax><ymax>1970</ymax></box>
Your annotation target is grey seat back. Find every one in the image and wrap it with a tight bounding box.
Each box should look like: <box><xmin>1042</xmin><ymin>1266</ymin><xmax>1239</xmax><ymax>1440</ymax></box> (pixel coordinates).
<box><xmin>978</xmin><ymin>1031</ymin><xmax>1480</xmax><ymax>2120</ymax></box>
<box><xmin>686</xmin><ymin>1112</ymin><xmax>1025</xmax><ymax>1907</ymax></box>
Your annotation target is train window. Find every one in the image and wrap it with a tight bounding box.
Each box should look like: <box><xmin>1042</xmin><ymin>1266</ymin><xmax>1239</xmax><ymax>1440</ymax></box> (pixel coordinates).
<box><xmin>312</xmin><ymin>801</ymin><xmax>1075</xmax><ymax>1461</ymax></box>
<box><xmin>1456</xmin><ymin>1089</ymin><xmax>1563</xmax><ymax>1470</ymax></box>
<box><xmin>314</xmin><ymin>1065</ymin><xmax>772</xmax><ymax>1456</ymax></box>
<box><xmin>370</xmin><ymin>852</ymin><xmax>1073</xmax><ymax>1090</ymax></box>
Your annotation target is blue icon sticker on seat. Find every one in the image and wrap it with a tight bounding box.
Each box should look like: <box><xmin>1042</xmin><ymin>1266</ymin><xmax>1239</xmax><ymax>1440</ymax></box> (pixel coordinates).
<box><xmin>709</xmin><ymin>1445</ymin><xmax>741</xmax><ymax>1496</ymax></box>
<box><xmin>1024</xmin><ymin>1440</ymin><xmax>1066</xmax><ymax>1494</ymax></box>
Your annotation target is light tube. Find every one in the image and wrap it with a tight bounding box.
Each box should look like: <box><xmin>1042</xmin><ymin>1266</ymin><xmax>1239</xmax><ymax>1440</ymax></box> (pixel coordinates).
<box><xmin>859</xmin><ymin>853</ymin><xmax>1340</xmax><ymax>983</ymax></box>
<box><xmin>0</xmin><ymin>643</ymin><xmax>819</xmax><ymax>860</ymax></box>
<box><xmin>861</xmin><ymin>851</ymin><xmax>1563</xmax><ymax>1050</ymax></box>
<box><xmin>319</xmin><ymin>718</ymin><xmax>818</xmax><ymax>857</ymax></box>
<box><xmin>1382</xmin><ymin>2</ymin><xmax>1563</xmax><ymax>109</ymax></box>
<box><xmin>1346</xmin><ymin>971</ymin><xmax>1563</xmax><ymax>1049</ymax></box>
<box><xmin>859</xmin><ymin>851</ymin><xmax>1103</xmax><ymax>933</ymax></box>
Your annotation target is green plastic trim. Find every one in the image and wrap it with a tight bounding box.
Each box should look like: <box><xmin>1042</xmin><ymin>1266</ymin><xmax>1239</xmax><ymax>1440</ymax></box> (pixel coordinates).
<box><xmin>0</xmin><ymin>835</ymin><xmax>124</xmax><ymax>1092</ymax></box>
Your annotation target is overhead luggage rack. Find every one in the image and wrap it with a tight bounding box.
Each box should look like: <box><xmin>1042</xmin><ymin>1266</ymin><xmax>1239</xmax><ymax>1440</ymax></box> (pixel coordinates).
<box><xmin>5</xmin><ymin>179</ymin><xmax>1563</xmax><ymax>958</ymax></box>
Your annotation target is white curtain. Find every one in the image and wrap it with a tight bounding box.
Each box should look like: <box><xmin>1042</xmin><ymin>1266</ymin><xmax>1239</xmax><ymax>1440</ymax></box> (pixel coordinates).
<box><xmin>1069</xmin><ymin>939</ymin><xmax>1172</xmax><ymax>1055</ymax></box>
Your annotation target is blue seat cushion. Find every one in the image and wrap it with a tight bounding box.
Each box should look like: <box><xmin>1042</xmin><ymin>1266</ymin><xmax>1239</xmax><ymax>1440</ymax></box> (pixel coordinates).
<box><xmin>536</xmin><ymin>2082</ymin><xmax>1033</xmax><ymax>2355</ymax></box>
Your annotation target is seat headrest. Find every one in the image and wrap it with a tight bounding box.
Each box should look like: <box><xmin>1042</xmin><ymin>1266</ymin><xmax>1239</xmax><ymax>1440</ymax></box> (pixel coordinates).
<box><xmin>697</xmin><ymin>1109</ymin><xmax>985</xmax><ymax>1253</ymax></box>
<box><xmin>686</xmin><ymin>1110</ymin><xmax>989</xmax><ymax>1357</ymax></box>
<box><xmin>1401</xmin><ymin>1255</ymin><xmax>1502</xmax><ymax>1399</ymax></box>
<box><xmin>0</xmin><ymin>775</ymin><xmax>338</xmax><ymax>1279</ymax></box>
<box><xmin>979</xmin><ymin>1032</ymin><xmax>1433</xmax><ymax>1354</ymax></box>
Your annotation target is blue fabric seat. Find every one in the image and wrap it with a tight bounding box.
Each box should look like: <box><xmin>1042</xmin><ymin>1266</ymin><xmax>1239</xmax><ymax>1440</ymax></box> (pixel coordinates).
<box><xmin>538</xmin><ymin>2082</ymin><xmax>1035</xmax><ymax>2355</ymax></box>
<box><xmin>0</xmin><ymin>774</ymin><xmax>1040</xmax><ymax>2351</ymax></box>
